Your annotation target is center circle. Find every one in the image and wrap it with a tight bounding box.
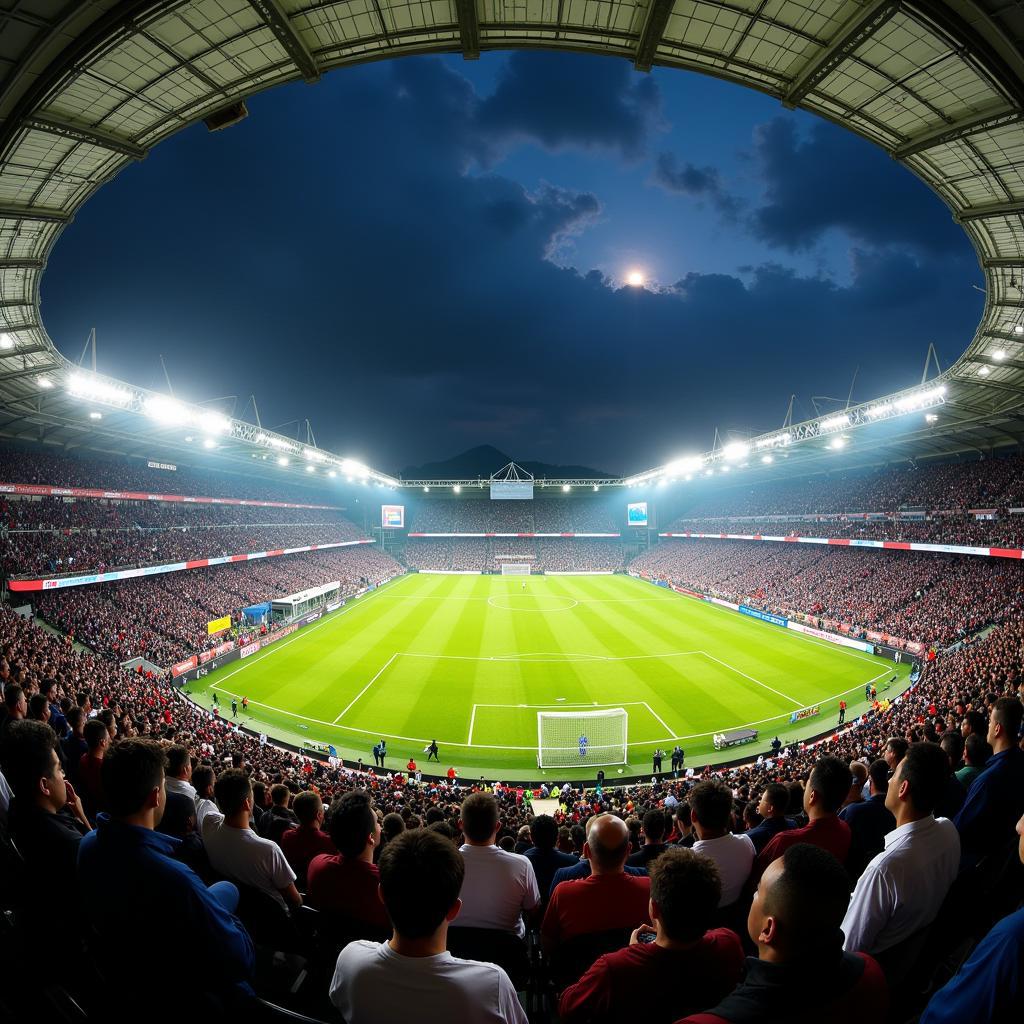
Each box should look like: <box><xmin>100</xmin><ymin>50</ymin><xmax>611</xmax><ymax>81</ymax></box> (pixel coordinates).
<box><xmin>486</xmin><ymin>594</ymin><xmax>579</xmax><ymax>612</ymax></box>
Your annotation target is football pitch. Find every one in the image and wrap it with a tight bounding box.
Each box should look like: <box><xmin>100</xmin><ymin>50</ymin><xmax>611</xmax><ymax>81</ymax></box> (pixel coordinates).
<box><xmin>187</xmin><ymin>573</ymin><xmax>911</xmax><ymax>781</ymax></box>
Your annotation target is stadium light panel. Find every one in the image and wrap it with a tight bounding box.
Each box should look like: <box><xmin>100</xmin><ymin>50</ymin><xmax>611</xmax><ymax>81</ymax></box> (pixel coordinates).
<box><xmin>277</xmin><ymin>456</ymin><xmax>289</xmax><ymax>466</ymax></box>
<box><xmin>37</xmin><ymin>377</ymin><xmax>53</xmax><ymax>389</ymax></box>
<box><xmin>722</xmin><ymin>442</ymin><xmax>749</xmax><ymax>462</ymax></box>
<box><xmin>88</xmin><ymin>411</ymin><xmax>102</xmax><ymax>420</ymax></box>
<box><xmin>721</xmin><ymin>466</ymin><xmax>730</xmax><ymax>473</ymax></box>
<box><xmin>328</xmin><ymin>470</ymin><xmax>336</xmax><ymax>478</ymax></box>
<box><xmin>820</xmin><ymin>413</ymin><xmax>850</xmax><ymax>432</ymax></box>
<box><xmin>926</xmin><ymin>413</ymin><xmax>938</xmax><ymax>423</ymax></box>
<box><xmin>144</xmin><ymin>394</ymin><xmax>190</xmax><ymax>426</ymax></box>
<box><xmin>562</xmin><ymin>484</ymin><xmax>571</xmax><ymax>492</ymax></box>
<box><xmin>829</xmin><ymin>437</ymin><xmax>848</xmax><ymax>450</ymax></box>
<box><xmin>305</xmin><ymin>465</ymin><xmax>315</xmax><ymax>473</ymax></box>
<box><xmin>665</xmin><ymin>455</ymin><xmax>703</xmax><ymax>475</ymax></box>
<box><xmin>197</xmin><ymin>411</ymin><xmax>231</xmax><ymax>434</ymax></box>
<box><xmin>761</xmin><ymin>454</ymin><xmax>774</xmax><ymax>464</ymax></box>
<box><xmin>423</xmin><ymin>486</ymin><xmax>430</xmax><ymax>492</ymax></box>
<box><xmin>69</xmin><ymin>374</ymin><xmax>132</xmax><ymax>407</ymax></box>
<box><xmin>994</xmin><ymin>349</ymin><xmax>1006</xmax><ymax>361</ymax></box>
<box><xmin>1014</xmin><ymin>324</ymin><xmax>1024</xmax><ymax>335</ymax></box>
<box><xmin>0</xmin><ymin>333</ymin><xmax>13</xmax><ymax>349</ymax></box>
<box><xmin>978</xmin><ymin>365</ymin><xmax>991</xmax><ymax>376</ymax></box>
<box><xmin>755</xmin><ymin>432</ymin><xmax>791</xmax><ymax>449</ymax></box>
<box><xmin>593</xmin><ymin>485</ymin><xmax>599</xmax><ymax>491</ymax></box>
<box><xmin>304</xmin><ymin>449</ymin><xmax>325</xmax><ymax>462</ymax></box>
<box><xmin>202</xmin><ymin>438</ymin><xmax>216</xmax><ymax>449</ymax></box>
<box><xmin>453</xmin><ymin>485</ymin><xmax>462</xmax><ymax>493</ymax></box>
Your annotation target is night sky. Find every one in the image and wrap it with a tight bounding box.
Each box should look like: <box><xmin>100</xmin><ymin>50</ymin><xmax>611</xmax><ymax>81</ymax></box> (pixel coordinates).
<box><xmin>42</xmin><ymin>51</ymin><xmax>984</xmax><ymax>477</ymax></box>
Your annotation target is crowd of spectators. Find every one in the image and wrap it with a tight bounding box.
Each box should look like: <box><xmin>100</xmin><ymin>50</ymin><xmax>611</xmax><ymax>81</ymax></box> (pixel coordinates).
<box><xmin>629</xmin><ymin>540</ymin><xmax>1024</xmax><ymax>647</ymax></box>
<box><xmin>33</xmin><ymin>545</ymin><xmax>403</xmax><ymax>666</ymax></box>
<box><xmin>403</xmin><ymin>538</ymin><xmax>625</xmax><ymax>572</ymax></box>
<box><xmin>410</xmin><ymin>498</ymin><xmax>618</xmax><ymax>533</ymax></box>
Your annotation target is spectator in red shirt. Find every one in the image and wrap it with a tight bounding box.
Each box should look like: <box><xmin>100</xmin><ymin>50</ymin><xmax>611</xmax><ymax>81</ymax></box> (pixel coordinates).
<box><xmin>541</xmin><ymin>813</ymin><xmax>650</xmax><ymax>953</ymax></box>
<box><xmin>751</xmin><ymin>756</ymin><xmax>852</xmax><ymax>885</ymax></box>
<box><xmin>280</xmin><ymin>790</ymin><xmax>336</xmax><ymax>886</ymax></box>
<box><xmin>679</xmin><ymin>844</ymin><xmax>887</xmax><ymax>1023</ymax></box>
<box><xmin>559</xmin><ymin>847</ymin><xmax>743</xmax><ymax>1024</ymax></box>
<box><xmin>77</xmin><ymin>718</ymin><xmax>110</xmax><ymax>819</ymax></box>
<box><xmin>307</xmin><ymin>789</ymin><xmax>389</xmax><ymax>935</ymax></box>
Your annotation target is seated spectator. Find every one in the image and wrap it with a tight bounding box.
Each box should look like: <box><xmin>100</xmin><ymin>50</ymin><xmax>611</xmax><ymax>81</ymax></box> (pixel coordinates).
<box><xmin>559</xmin><ymin>848</ymin><xmax>743</xmax><ymax>1024</ymax></box>
<box><xmin>456</xmin><ymin>792</ymin><xmax>539</xmax><ymax>939</ymax></box>
<box><xmin>193</xmin><ymin>764</ymin><xmax>220</xmax><ymax>830</ymax></box>
<box><xmin>936</xmin><ymin>734</ymin><xmax>967</xmax><ymax>820</ymax></box>
<box><xmin>77</xmin><ymin>718</ymin><xmax>110</xmax><ymax>818</ymax></box>
<box><xmin>164</xmin><ymin>744</ymin><xmax>196</xmax><ymax>802</ymax></box>
<box><xmin>0</xmin><ymin>683</ymin><xmax>27</xmax><ymax>744</ymax></box>
<box><xmin>202</xmin><ymin>768</ymin><xmax>301</xmax><ymax>912</ymax></box>
<box><xmin>883</xmin><ymin>737</ymin><xmax>909</xmax><ymax>771</ymax></box>
<box><xmin>280</xmin><ymin>790</ymin><xmax>336</xmax><ymax>884</ymax></box>
<box><xmin>842</xmin><ymin>743</ymin><xmax>960</xmax><ymax>956</ymax></box>
<box><xmin>917</xmin><ymin>811</ymin><xmax>1024</xmax><ymax>1024</ymax></box>
<box><xmin>77</xmin><ymin>739</ymin><xmax>254</xmax><ymax>1010</ymax></box>
<box><xmin>541</xmin><ymin>813</ymin><xmax>651</xmax><ymax>952</ymax></box>
<box><xmin>690</xmin><ymin>781</ymin><xmax>755</xmax><ymax>907</ymax></box>
<box><xmin>522</xmin><ymin>813</ymin><xmax>576</xmax><ymax>901</ymax></box>
<box><xmin>839</xmin><ymin>760</ymin><xmax>896</xmax><ymax>881</ymax></box>
<box><xmin>626</xmin><ymin>808</ymin><xmax>670</xmax><ymax>868</ymax></box>
<box><xmin>328</xmin><ymin>828</ymin><xmax>527</xmax><ymax>1024</ymax></box>
<box><xmin>751</xmin><ymin>757</ymin><xmax>852</xmax><ymax>884</ymax></box>
<box><xmin>548</xmin><ymin>815</ymin><xmax>646</xmax><ymax>898</ymax></box>
<box><xmin>678</xmin><ymin>845</ymin><xmax>888</xmax><ymax>1023</ymax></box>
<box><xmin>744</xmin><ymin>783</ymin><xmax>797</xmax><ymax>854</ymax></box>
<box><xmin>307</xmin><ymin>790</ymin><xmax>389</xmax><ymax>934</ymax></box>
<box><xmin>954</xmin><ymin>733</ymin><xmax>990</xmax><ymax>791</ymax></box>
<box><xmin>514</xmin><ymin>825</ymin><xmax>532</xmax><ymax>855</ymax></box>
<box><xmin>60</xmin><ymin>706</ymin><xmax>87</xmax><ymax>781</ymax></box>
<box><xmin>259</xmin><ymin>782</ymin><xmax>299</xmax><ymax>844</ymax></box>
<box><xmin>954</xmin><ymin>697</ymin><xmax>1024</xmax><ymax>867</ymax></box>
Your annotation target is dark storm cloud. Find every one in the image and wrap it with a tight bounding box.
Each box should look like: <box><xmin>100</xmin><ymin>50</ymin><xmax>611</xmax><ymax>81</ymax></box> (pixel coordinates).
<box><xmin>748</xmin><ymin>118</ymin><xmax>965</xmax><ymax>254</ymax></box>
<box><xmin>42</xmin><ymin>56</ymin><xmax>980</xmax><ymax>475</ymax></box>
<box><xmin>651</xmin><ymin>152</ymin><xmax>742</xmax><ymax>219</ymax></box>
<box><xmin>476</xmin><ymin>51</ymin><xmax>662</xmax><ymax>159</ymax></box>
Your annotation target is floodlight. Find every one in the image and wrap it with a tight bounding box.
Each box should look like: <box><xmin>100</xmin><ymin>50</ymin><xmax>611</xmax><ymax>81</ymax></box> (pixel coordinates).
<box><xmin>69</xmin><ymin>374</ymin><xmax>132</xmax><ymax>407</ymax></box>
<box><xmin>562</xmin><ymin>484</ymin><xmax>570</xmax><ymax>492</ymax></box>
<box><xmin>761</xmin><ymin>454</ymin><xmax>774</xmax><ymax>464</ymax></box>
<box><xmin>994</xmin><ymin>349</ymin><xmax>1006</xmax><ymax>361</ymax></box>
<box><xmin>304</xmin><ymin>449</ymin><xmax>325</xmax><ymax>462</ymax></box>
<box><xmin>979</xmin><ymin>365</ymin><xmax>991</xmax><ymax>376</ymax></box>
<box><xmin>665</xmin><ymin>455</ymin><xmax>703</xmax><ymax>475</ymax></box>
<box><xmin>37</xmin><ymin>377</ymin><xmax>53</xmax><ymax>389</ymax></box>
<box><xmin>453</xmin><ymin>485</ymin><xmax>461</xmax><ymax>493</ymax></box>
<box><xmin>722</xmin><ymin>442</ymin><xmax>749</xmax><ymax>462</ymax></box>
<box><xmin>829</xmin><ymin>437</ymin><xmax>847</xmax><ymax>450</ymax></box>
<box><xmin>277</xmin><ymin>456</ymin><xmax>289</xmax><ymax>466</ymax></box>
<box><xmin>593</xmin><ymin>485</ymin><xmax>599</xmax><ymax>492</ymax></box>
<box><xmin>721</xmin><ymin>466</ymin><xmax>730</xmax><ymax>473</ymax></box>
<box><xmin>197</xmin><ymin>411</ymin><xmax>231</xmax><ymax>434</ymax></box>
<box><xmin>925</xmin><ymin>413</ymin><xmax>938</xmax><ymax>423</ymax></box>
<box><xmin>423</xmin><ymin>486</ymin><xmax>430</xmax><ymax>492</ymax></box>
<box><xmin>202</xmin><ymin>438</ymin><xmax>217</xmax><ymax>449</ymax></box>
<box><xmin>340</xmin><ymin>458</ymin><xmax>367</xmax><ymax>477</ymax></box>
<box><xmin>88</xmin><ymin>411</ymin><xmax>102</xmax><ymax>420</ymax></box>
<box><xmin>820</xmin><ymin>414</ymin><xmax>850</xmax><ymax>432</ymax></box>
<box><xmin>144</xmin><ymin>394</ymin><xmax>190</xmax><ymax>426</ymax></box>
<box><xmin>305</xmin><ymin>465</ymin><xmax>315</xmax><ymax>473</ymax></box>
<box><xmin>1014</xmin><ymin>324</ymin><xmax>1024</xmax><ymax>335</ymax></box>
<box><xmin>0</xmin><ymin>333</ymin><xmax>13</xmax><ymax>349</ymax></box>
<box><xmin>704</xmin><ymin>468</ymin><xmax>714</xmax><ymax>477</ymax></box>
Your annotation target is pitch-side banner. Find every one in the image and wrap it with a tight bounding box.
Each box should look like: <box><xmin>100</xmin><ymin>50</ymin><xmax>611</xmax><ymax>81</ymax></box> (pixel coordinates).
<box><xmin>658</xmin><ymin>532</ymin><xmax>1022</xmax><ymax>561</ymax></box>
<box><xmin>0</xmin><ymin>480</ymin><xmax>338</xmax><ymax>510</ymax></box>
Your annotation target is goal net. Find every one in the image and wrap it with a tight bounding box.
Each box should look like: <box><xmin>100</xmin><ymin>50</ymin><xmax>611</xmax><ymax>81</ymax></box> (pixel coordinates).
<box><xmin>501</xmin><ymin>563</ymin><xmax>532</xmax><ymax>575</ymax></box>
<box><xmin>537</xmin><ymin>708</ymin><xmax>628</xmax><ymax>768</ymax></box>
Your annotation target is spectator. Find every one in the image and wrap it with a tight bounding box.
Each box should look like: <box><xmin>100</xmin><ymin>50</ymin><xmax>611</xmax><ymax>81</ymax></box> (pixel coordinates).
<box><xmin>955</xmin><ymin>733</ymin><xmax>990</xmax><ymax>791</ymax></box>
<box><xmin>259</xmin><ymin>781</ymin><xmax>299</xmax><ymax>845</ymax></box>
<box><xmin>744</xmin><ymin>783</ymin><xmax>797</xmax><ymax>855</ymax></box>
<box><xmin>522</xmin><ymin>813</ymin><xmax>577</xmax><ymax>902</ymax></box>
<box><xmin>541</xmin><ymin>813</ymin><xmax>651</xmax><ymax>952</ymax></box>
<box><xmin>626</xmin><ymin>808</ymin><xmax>670</xmax><ymax>868</ymax></box>
<box><xmin>0</xmin><ymin>683</ymin><xmax>27</xmax><ymax>744</ymax></box>
<box><xmin>842</xmin><ymin>743</ymin><xmax>960</xmax><ymax>956</ymax></box>
<box><xmin>559</xmin><ymin>847</ymin><xmax>743</xmax><ymax>1024</ymax></box>
<box><xmin>77</xmin><ymin>739</ymin><xmax>254</xmax><ymax>1009</ymax></box>
<box><xmin>280</xmin><ymin>790</ymin><xmax>336</xmax><ymax>883</ymax></box>
<box><xmin>192</xmin><ymin>763</ymin><xmax>219</xmax><ymax>830</ymax></box>
<box><xmin>307</xmin><ymin>790</ymin><xmax>389</xmax><ymax>934</ymax></box>
<box><xmin>751</xmin><ymin>757</ymin><xmax>852</xmax><ymax>884</ymax></box>
<box><xmin>690</xmin><ymin>781</ymin><xmax>755</xmax><ymax>907</ymax></box>
<box><xmin>839</xmin><ymin>760</ymin><xmax>896</xmax><ymax>881</ymax></box>
<box><xmin>883</xmin><ymin>737</ymin><xmax>909</xmax><ymax>771</ymax></box>
<box><xmin>202</xmin><ymin>768</ymin><xmax>301</xmax><ymax>912</ymax></box>
<box><xmin>164</xmin><ymin>744</ymin><xmax>196</xmax><ymax>802</ymax></box>
<box><xmin>678</xmin><ymin>845</ymin><xmax>888</xmax><ymax>1023</ymax></box>
<box><xmin>328</xmin><ymin>828</ymin><xmax>527</xmax><ymax>1024</ymax></box>
<box><xmin>60</xmin><ymin>706</ymin><xmax>86</xmax><ymax>782</ymax></box>
<box><xmin>917</xmin><ymin>811</ymin><xmax>1024</xmax><ymax>1024</ymax></box>
<box><xmin>456</xmin><ymin>793</ymin><xmax>540</xmax><ymax>939</ymax></box>
<box><xmin>954</xmin><ymin>697</ymin><xmax>1024</xmax><ymax>867</ymax></box>
<box><xmin>77</xmin><ymin>718</ymin><xmax>110</xmax><ymax>818</ymax></box>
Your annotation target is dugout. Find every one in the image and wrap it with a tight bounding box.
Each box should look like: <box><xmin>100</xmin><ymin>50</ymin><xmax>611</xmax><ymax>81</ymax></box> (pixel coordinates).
<box><xmin>271</xmin><ymin>581</ymin><xmax>340</xmax><ymax>623</ymax></box>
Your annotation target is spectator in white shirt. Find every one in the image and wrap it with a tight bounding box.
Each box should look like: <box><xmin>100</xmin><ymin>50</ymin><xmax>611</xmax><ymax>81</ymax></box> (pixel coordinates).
<box><xmin>164</xmin><ymin>745</ymin><xmax>196</xmax><ymax>802</ymax></box>
<box><xmin>329</xmin><ymin>828</ymin><xmax>527</xmax><ymax>1024</ymax></box>
<box><xmin>842</xmin><ymin>742</ymin><xmax>960</xmax><ymax>957</ymax></box>
<box><xmin>456</xmin><ymin>793</ymin><xmax>540</xmax><ymax>939</ymax></box>
<box><xmin>201</xmin><ymin>768</ymin><xmax>301</xmax><ymax>912</ymax></box>
<box><xmin>690</xmin><ymin>781</ymin><xmax>755</xmax><ymax>906</ymax></box>
<box><xmin>191</xmin><ymin>764</ymin><xmax>219</xmax><ymax>830</ymax></box>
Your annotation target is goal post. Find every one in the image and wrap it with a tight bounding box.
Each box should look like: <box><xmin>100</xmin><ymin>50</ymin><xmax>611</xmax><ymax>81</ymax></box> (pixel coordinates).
<box><xmin>537</xmin><ymin>708</ymin><xmax>628</xmax><ymax>768</ymax></box>
<box><xmin>501</xmin><ymin>563</ymin><xmax>532</xmax><ymax>575</ymax></box>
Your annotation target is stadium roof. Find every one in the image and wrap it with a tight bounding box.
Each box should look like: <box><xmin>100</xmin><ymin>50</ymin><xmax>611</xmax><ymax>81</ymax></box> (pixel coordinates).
<box><xmin>2</xmin><ymin>0</ymin><xmax>1024</xmax><ymax>488</ymax></box>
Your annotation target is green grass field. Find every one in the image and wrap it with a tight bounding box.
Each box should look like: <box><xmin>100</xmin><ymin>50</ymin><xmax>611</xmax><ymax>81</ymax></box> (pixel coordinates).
<box><xmin>187</xmin><ymin>573</ymin><xmax>911</xmax><ymax>781</ymax></box>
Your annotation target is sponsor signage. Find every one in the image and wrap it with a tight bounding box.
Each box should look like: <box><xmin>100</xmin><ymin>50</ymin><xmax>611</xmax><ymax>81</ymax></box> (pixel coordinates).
<box><xmin>789</xmin><ymin>705</ymin><xmax>821</xmax><ymax>724</ymax></box>
<box><xmin>739</xmin><ymin>605</ymin><xmax>788</xmax><ymax>628</ymax></box>
<box><xmin>627</xmin><ymin>502</ymin><xmax>649</xmax><ymax>527</ymax></box>
<box><xmin>381</xmin><ymin>504</ymin><xmax>405</xmax><ymax>529</ymax></box>
<box><xmin>171</xmin><ymin>656</ymin><xmax>198</xmax><ymax>678</ymax></box>
<box><xmin>207</xmin><ymin>615</ymin><xmax>231</xmax><ymax>636</ymax></box>
<box><xmin>147</xmin><ymin>461</ymin><xmax>177</xmax><ymax>471</ymax></box>
<box><xmin>240</xmin><ymin>641</ymin><xmax>261</xmax><ymax>659</ymax></box>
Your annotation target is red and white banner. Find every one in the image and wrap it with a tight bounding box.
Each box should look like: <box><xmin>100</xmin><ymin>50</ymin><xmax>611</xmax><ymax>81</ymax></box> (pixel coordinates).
<box><xmin>658</xmin><ymin>532</ymin><xmax>1022</xmax><ymax>560</ymax></box>
<box><xmin>8</xmin><ymin>538</ymin><xmax>374</xmax><ymax>592</ymax></box>
<box><xmin>0</xmin><ymin>480</ymin><xmax>338</xmax><ymax>510</ymax></box>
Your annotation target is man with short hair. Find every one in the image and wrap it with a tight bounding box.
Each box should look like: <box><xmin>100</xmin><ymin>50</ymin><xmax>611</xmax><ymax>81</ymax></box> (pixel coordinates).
<box><xmin>559</xmin><ymin>847</ymin><xmax>743</xmax><ymax>1024</ymax></box>
<box><xmin>60</xmin><ymin>706</ymin><xmax>87</xmax><ymax>782</ymax></box>
<box><xmin>627</xmin><ymin>808</ymin><xmax>670</xmax><ymax>868</ymax></box>
<box><xmin>329</xmin><ymin>829</ymin><xmax>527</xmax><ymax>1024</ymax></box>
<box><xmin>954</xmin><ymin>696</ymin><xmax>1024</xmax><ymax>866</ymax></box>
<box><xmin>259</xmin><ymin>781</ymin><xmax>299</xmax><ymax>844</ymax></box>
<box><xmin>542</xmin><ymin>813</ymin><xmax>651</xmax><ymax>952</ymax></box>
<box><xmin>840</xmin><ymin>759</ymin><xmax>896</xmax><ymax>881</ymax></box>
<box><xmin>164</xmin><ymin>744</ymin><xmax>196</xmax><ymax>802</ymax></box>
<box><xmin>744</xmin><ymin>784</ymin><xmax>796</xmax><ymax>855</ymax></box>
<box><xmin>842</xmin><ymin>743</ymin><xmax>960</xmax><ymax>956</ymax></box>
<box><xmin>690</xmin><ymin>782</ymin><xmax>755</xmax><ymax>906</ymax></box>
<box><xmin>281</xmin><ymin>790</ymin><xmax>336</xmax><ymax>883</ymax></box>
<box><xmin>0</xmin><ymin>684</ymin><xmax>27</xmax><ymax>743</ymax></box>
<box><xmin>202</xmin><ymin>768</ymin><xmax>301</xmax><ymax>911</ymax></box>
<box><xmin>678</xmin><ymin>845</ymin><xmax>888</xmax><ymax>1023</ymax></box>
<box><xmin>955</xmin><ymin>733</ymin><xmax>990</xmax><ymax>790</ymax></box>
<box><xmin>523</xmin><ymin>813</ymin><xmax>577</xmax><ymax>902</ymax></box>
<box><xmin>77</xmin><ymin>718</ymin><xmax>110</xmax><ymax>817</ymax></box>
<box><xmin>960</xmin><ymin>710</ymin><xmax>986</xmax><ymax>740</ymax></box>
<box><xmin>307</xmin><ymin>790</ymin><xmax>389</xmax><ymax>933</ymax></box>
<box><xmin>883</xmin><ymin>737</ymin><xmax>909</xmax><ymax>771</ymax></box>
<box><xmin>455</xmin><ymin>793</ymin><xmax>539</xmax><ymax>938</ymax></box>
<box><xmin>751</xmin><ymin>756</ymin><xmax>853</xmax><ymax>884</ymax></box>
<box><xmin>77</xmin><ymin>739</ymin><xmax>254</xmax><ymax>1010</ymax></box>
<box><xmin>192</xmin><ymin>764</ymin><xmax>220</xmax><ymax>830</ymax></box>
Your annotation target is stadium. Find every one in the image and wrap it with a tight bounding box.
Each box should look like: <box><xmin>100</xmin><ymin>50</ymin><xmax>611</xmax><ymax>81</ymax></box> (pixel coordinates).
<box><xmin>0</xmin><ymin>2</ymin><xmax>1023</xmax><ymax>1023</ymax></box>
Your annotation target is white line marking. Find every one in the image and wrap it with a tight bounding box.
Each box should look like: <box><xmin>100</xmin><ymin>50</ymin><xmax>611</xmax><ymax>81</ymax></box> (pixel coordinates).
<box><xmin>467</xmin><ymin>703</ymin><xmax>478</xmax><ymax>746</ymax></box>
<box><xmin>398</xmin><ymin>650</ymin><xmax>702</xmax><ymax>664</ymax></box>
<box><xmin>333</xmin><ymin>653</ymin><xmax>399</xmax><ymax>723</ymax></box>
<box><xmin>642</xmin><ymin>701</ymin><xmax>676</xmax><ymax>736</ymax></box>
<box><xmin>697</xmin><ymin>651</ymin><xmax>803</xmax><ymax>708</ymax></box>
